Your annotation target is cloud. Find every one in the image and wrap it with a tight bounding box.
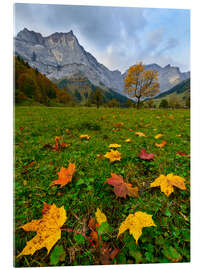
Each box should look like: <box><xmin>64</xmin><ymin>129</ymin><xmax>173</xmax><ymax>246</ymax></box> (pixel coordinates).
<box><xmin>14</xmin><ymin>3</ymin><xmax>190</xmax><ymax>72</ymax></box>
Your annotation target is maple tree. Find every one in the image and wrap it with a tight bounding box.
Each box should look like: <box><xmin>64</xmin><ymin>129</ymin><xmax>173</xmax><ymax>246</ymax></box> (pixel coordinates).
<box><xmin>150</xmin><ymin>173</ymin><xmax>187</xmax><ymax>196</ymax></box>
<box><xmin>138</xmin><ymin>148</ymin><xmax>154</xmax><ymax>160</ymax></box>
<box><xmin>52</xmin><ymin>163</ymin><xmax>76</xmax><ymax>187</ymax></box>
<box><xmin>107</xmin><ymin>173</ymin><xmax>138</xmax><ymax>198</ymax></box>
<box><xmin>118</xmin><ymin>211</ymin><xmax>156</xmax><ymax>243</ymax></box>
<box><xmin>124</xmin><ymin>62</ymin><xmax>160</xmax><ymax>109</ymax></box>
<box><xmin>18</xmin><ymin>203</ymin><xmax>67</xmax><ymax>257</ymax></box>
<box><xmin>104</xmin><ymin>150</ymin><xmax>122</xmax><ymax>163</ymax></box>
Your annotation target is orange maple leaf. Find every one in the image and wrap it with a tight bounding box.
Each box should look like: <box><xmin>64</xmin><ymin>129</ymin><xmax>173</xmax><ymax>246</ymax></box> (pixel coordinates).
<box><xmin>155</xmin><ymin>140</ymin><xmax>167</xmax><ymax>148</ymax></box>
<box><xmin>52</xmin><ymin>163</ymin><xmax>76</xmax><ymax>187</ymax></box>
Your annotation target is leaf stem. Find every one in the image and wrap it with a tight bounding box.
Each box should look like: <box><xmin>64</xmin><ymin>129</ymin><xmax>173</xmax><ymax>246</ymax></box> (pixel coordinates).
<box><xmin>61</xmin><ymin>228</ymin><xmax>95</xmax><ymax>248</ymax></box>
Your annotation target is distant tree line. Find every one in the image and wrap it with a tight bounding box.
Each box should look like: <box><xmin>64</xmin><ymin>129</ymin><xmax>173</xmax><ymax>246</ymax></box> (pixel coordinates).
<box><xmin>15</xmin><ymin>56</ymin><xmax>73</xmax><ymax>106</ymax></box>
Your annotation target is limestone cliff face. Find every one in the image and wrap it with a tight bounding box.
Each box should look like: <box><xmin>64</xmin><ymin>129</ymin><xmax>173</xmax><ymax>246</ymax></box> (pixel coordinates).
<box><xmin>15</xmin><ymin>28</ymin><xmax>123</xmax><ymax>92</ymax></box>
<box><xmin>15</xmin><ymin>28</ymin><xmax>190</xmax><ymax>95</ymax></box>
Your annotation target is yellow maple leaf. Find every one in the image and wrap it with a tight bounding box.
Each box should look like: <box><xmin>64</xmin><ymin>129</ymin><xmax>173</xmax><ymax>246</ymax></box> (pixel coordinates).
<box><xmin>109</xmin><ymin>144</ymin><xmax>121</xmax><ymax>148</ymax></box>
<box><xmin>80</xmin><ymin>134</ymin><xmax>90</xmax><ymax>140</ymax></box>
<box><xmin>135</xmin><ymin>132</ymin><xmax>146</xmax><ymax>137</ymax></box>
<box><xmin>118</xmin><ymin>212</ymin><xmax>156</xmax><ymax>243</ymax></box>
<box><xmin>154</xmin><ymin>133</ymin><xmax>163</xmax><ymax>139</ymax></box>
<box><xmin>104</xmin><ymin>149</ymin><xmax>121</xmax><ymax>163</ymax></box>
<box><xmin>17</xmin><ymin>204</ymin><xmax>67</xmax><ymax>257</ymax></box>
<box><xmin>150</xmin><ymin>173</ymin><xmax>186</xmax><ymax>196</ymax></box>
<box><xmin>95</xmin><ymin>208</ymin><xmax>107</xmax><ymax>225</ymax></box>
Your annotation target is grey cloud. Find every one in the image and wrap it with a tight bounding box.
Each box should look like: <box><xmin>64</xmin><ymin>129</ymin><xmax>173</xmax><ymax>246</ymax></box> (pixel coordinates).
<box><xmin>14</xmin><ymin>4</ymin><xmax>147</xmax><ymax>50</ymax></box>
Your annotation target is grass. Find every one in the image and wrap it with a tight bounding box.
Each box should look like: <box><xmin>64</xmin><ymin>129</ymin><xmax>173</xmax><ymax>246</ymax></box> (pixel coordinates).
<box><xmin>14</xmin><ymin>106</ymin><xmax>190</xmax><ymax>267</ymax></box>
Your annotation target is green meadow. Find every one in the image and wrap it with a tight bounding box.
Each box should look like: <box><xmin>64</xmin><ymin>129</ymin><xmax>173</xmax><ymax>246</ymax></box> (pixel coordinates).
<box><xmin>14</xmin><ymin>106</ymin><xmax>190</xmax><ymax>267</ymax></box>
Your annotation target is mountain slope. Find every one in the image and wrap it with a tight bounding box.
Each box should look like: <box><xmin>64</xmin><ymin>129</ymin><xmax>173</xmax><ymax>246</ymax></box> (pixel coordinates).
<box><xmin>53</xmin><ymin>74</ymin><xmax>134</xmax><ymax>106</ymax></box>
<box><xmin>15</xmin><ymin>28</ymin><xmax>123</xmax><ymax>92</ymax></box>
<box><xmin>14</xmin><ymin>56</ymin><xmax>73</xmax><ymax>105</ymax></box>
<box><xmin>151</xmin><ymin>78</ymin><xmax>190</xmax><ymax>107</ymax></box>
<box><xmin>154</xmin><ymin>78</ymin><xmax>190</xmax><ymax>99</ymax></box>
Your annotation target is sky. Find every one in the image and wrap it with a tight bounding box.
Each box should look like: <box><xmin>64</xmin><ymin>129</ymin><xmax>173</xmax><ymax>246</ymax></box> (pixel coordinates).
<box><xmin>14</xmin><ymin>3</ymin><xmax>190</xmax><ymax>73</ymax></box>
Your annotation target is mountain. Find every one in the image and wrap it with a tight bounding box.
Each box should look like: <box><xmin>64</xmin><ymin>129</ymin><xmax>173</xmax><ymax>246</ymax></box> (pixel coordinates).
<box><xmin>15</xmin><ymin>28</ymin><xmax>190</xmax><ymax>96</ymax></box>
<box><xmin>53</xmin><ymin>74</ymin><xmax>134</xmax><ymax>106</ymax></box>
<box><xmin>150</xmin><ymin>78</ymin><xmax>190</xmax><ymax>107</ymax></box>
<box><xmin>15</xmin><ymin>28</ymin><xmax>123</xmax><ymax>92</ymax></box>
<box><xmin>154</xmin><ymin>78</ymin><xmax>190</xmax><ymax>99</ymax></box>
<box><xmin>122</xmin><ymin>63</ymin><xmax>190</xmax><ymax>94</ymax></box>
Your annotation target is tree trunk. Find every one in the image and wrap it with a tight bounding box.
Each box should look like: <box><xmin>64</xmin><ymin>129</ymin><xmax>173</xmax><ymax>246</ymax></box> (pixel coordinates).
<box><xmin>137</xmin><ymin>97</ymin><xmax>140</xmax><ymax>109</ymax></box>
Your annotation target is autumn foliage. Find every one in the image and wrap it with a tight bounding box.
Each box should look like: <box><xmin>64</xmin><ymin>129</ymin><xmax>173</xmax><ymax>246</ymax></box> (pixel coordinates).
<box><xmin>124</xmin><ymin>62</ymin><xmax>160</xmax><ymax>108</ymax></box>
<box><xmin>15</xmin><ymin>56</ymin><xmax>72</xmax><ymax>105</ymax></box>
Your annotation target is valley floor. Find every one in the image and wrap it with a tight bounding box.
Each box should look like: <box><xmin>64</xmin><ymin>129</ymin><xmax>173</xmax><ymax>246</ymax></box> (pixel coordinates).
<box><xmin>14</xmin><ymin>107</ymin><xmax>190</xmax><ymax>266</ymax></box>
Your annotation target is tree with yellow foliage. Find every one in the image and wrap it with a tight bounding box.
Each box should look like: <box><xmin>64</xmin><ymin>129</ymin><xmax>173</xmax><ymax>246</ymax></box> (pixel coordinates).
<box><xmin>124</xmin><ymin>62</ymin><xmax>160</xmax><ymax>109</ymax></box>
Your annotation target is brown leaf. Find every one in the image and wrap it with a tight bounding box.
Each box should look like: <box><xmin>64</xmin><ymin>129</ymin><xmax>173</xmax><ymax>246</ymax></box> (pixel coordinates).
<box><xmin>107</xmin><ymin>173</ymin><xmax>138</xmax><ymax>198</ymax></box>
<box><xmin>113</xmin><ymin>122</ymin><xmax>124</xmax><ymax>127</ymax></box>
<box><xmin>88</xmin><ymin>218</ymin><xmax>96</xmax><ymax>231</ymax></box>
<box><xmin>100</xmin><ymin>245</ymin><xmax>120</xmax><ymax>265</ymax></box>
<box><xmin>90</xmin><ymin>231</ymin><xmax>99</xmax><ymax>247</ymax></box>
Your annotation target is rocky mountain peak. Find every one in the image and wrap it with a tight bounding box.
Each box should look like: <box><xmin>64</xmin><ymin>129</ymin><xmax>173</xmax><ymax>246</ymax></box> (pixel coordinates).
<box><xmin>15</xmin><ymin>28</ymin><xmax>190</xmax><ymax>96</ymax></box>
<box><xmin>16</xmin><ymin>28</ymin><xmax>44</xmax><ymax>45</ymax></box>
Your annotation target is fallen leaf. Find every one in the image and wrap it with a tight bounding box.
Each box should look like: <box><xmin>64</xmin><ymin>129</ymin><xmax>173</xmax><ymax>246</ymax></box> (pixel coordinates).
<box><xmin>118</xmin><ymin>211</ymin><xmax>156</xmax><ymax>243</ymax></box>
<box><xmin>154</xmin><ymin>134</ymin><xmax>163</xmax><ymax>139</ymax></box>
<box><xmin>107</xmin><ymin>173</ymin><xmax>138</xmax><ymax>198</ymax></box>
<box><xmin>155</xmin><ymin>140</ymin><xmax>167</xmax><ymax>148</ymax></box>
<box><xmin>23</xmin><ymin>161</ymin><xmax>35</xmax><ymax>169</ymax></box>
<box><xmin>100</xmin><ymin>244</ymin><xmax>120</xmax><ymax>265</ymax></box>
<box><xmin>150</xmin><ymin>173</ymin><xmax>187</xmax><ymax>196</ymax></box>
<box><xmin>176</xmin><ymin>152</ymin><xmax>189</xmax><ymax>157</ymax></box>
<box><xmin>125</xmin><ymin>139</ymin><xmax>131</xmax><ymax>143</ymax></box>
<box><xmin>109</xmin><ymin>144</ymin><xmax>121</xmax><ymax>148</ymax></box>
<box><xmin>80</xmin><ymin>134</ymin><xmax>90</xmax><ymax>140</ymax></box>
<box><xmin>113</xmin><ymin>122</ymin><xmax>124</xmax><ymax>127</ymax></box>
<box><xmin>52</xmin><ymin>163</ymin><xmax>76</xmax><ymax>188</ymax></box>
<box><xmin>97</xmin><ymin>154</ymin><xmax>104</xmax><ymax>159</ymax></box>
<box><xmin>135</xmin><ymin>132</ymin><xmax>146</xmax><ymax>137</ymax></box>
<box><xmin>138</xmin><ymin>148</ymin><xmax>154</xmax><ymax>160</ymax></box>
<box><xmin>176</xmin><ymin>134</ymin><xmax>182</xmax><ymax>137</ymax></box>
<box><xmin>88</xmin><ymin>217</ymin><xmax>96</xmax><ymax>231</ymax></box>
<box><xmin>90</xmin><ymin>231</ymin><xmax>99</xmax><ymax>247</ymax></box>
<box><xmin>169</xmin><ymin>115</ymin><xmax>174</xmax><ymax>119</ymax></box>
<box><xmin>104</xmin><ymin>150</ymin><xmax>121</xmax><ymax>163</ymax></box>
<box><xmin>95</xmin><ymin>208</ymin><xmax>107</xmax><ymax>226</ymax></box>
<box><xmin>17</xmin><ymin>203</ymin><xmax>67</xmax><ymax>257</ymax></box>
<box><xmin>41</xmin><ymin>202</ymin><xmax>52</xmax><ymax>215</ymax></box>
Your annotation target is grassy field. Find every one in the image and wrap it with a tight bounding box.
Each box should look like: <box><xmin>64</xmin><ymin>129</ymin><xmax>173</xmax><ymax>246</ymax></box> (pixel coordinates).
<box><xmin>14</xmin><ymin>106</ymin><xmax>190</xmax><ymax>267</ymax></box>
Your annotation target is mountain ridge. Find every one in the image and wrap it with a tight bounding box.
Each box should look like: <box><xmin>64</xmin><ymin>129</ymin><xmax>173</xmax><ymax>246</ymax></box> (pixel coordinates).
<box><xmin>15</xmin><ymin>28</ymin><xmax>190</xmax><ymax>96</ymax></box>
